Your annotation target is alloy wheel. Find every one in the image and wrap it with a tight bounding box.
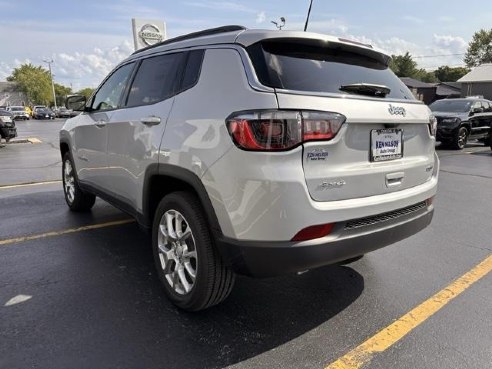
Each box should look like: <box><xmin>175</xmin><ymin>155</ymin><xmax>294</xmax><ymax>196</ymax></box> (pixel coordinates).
<box><xmin>458</xmin><ymin>128</ymin><xmax>468</xmax><ymax>149</ymax></box>
<box><xmin>63</xmin><ymin>159</ymin><xmax>75</xmax><ymax>203</ymax></box>
<box><xmin>157</xmin><ymin>210</ymin><xmax>197</xmax><ymax>295</ymax></box>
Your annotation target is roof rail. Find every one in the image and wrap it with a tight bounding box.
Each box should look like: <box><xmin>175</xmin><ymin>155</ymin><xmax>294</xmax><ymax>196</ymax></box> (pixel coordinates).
<box><xmin>132</xmin><ymin>25</ymin><xmax>247</xmax><ymax>55</ymax></box>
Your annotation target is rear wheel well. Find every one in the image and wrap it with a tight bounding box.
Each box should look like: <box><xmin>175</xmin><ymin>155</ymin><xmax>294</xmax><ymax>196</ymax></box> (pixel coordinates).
<box><xmin>60</xmin><ymin>142</ymin><xmax>69</xmax><ymax>159</ymax></box>
<box><xmin>147</xmin><ymin>176</ymin><xmax>198</xmax><ymax>226</ymax></box>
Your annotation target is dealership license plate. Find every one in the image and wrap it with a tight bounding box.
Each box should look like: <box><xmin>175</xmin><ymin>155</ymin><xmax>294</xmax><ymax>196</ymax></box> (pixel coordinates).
<box><xmin>370</xmin><ymin>129</ymin><xmax>403</xmax><ymax>162</ymax></box>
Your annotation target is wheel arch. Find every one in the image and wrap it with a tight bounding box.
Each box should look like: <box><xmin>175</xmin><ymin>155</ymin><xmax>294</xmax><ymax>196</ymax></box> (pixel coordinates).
<box><xmin>142</xmin><ymin>164</ymin><xmax>223</xmax><ymax>236</ymax></box>
<box><xmin>59</xmin><ymin>138</ymin><xmax>70</xmax><ymax>160</ymax></box>
<box><xmin>459</xmin><ymin>121</ymin><xmax>471</xmax><ymax>131</ymax></box>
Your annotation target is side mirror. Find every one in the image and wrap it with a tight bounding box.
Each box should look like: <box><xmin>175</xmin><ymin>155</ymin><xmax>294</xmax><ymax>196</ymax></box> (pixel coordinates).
<box><xmin>471</xmin><ymin>107</ymin><xmax>483</xmax><ymax>115</ymax></box>
<box><xmin>66</xmin><ymin>95</ymin><xmax>87</xmax><ymax>111</ymax></box>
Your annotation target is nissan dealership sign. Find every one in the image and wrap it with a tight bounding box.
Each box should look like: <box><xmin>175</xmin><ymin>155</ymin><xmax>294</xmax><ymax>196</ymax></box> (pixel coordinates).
<box><xmin>132</xmin><ymin>18</ymin><xmax>166</xmax><ymax>50</ymax></box>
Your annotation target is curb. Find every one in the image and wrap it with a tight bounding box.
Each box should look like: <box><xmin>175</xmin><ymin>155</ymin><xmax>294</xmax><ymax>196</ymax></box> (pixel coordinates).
<box><xmin>3</xmin><ymin>138</ymin><xmax>42</xmax><ymax>144</ymax></box>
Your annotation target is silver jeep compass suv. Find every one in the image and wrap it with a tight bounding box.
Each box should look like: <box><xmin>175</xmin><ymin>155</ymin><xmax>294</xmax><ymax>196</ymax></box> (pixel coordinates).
<box><xmin>61</xmin><ymin>26</ymin><xmax>439</xmax><ymax>311</ymax></box>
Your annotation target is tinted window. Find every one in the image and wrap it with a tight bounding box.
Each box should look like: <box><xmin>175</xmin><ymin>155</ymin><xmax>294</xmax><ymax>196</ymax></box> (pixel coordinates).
<box><xmin>429</xmin><ymin>99</ymin><xmax>473</xmax><ymax>113</ymax></box>
<box><xmin>92</xmin><ymin>63</ymin><xmax>135</xmax><ymax>111</ymax></box>
<box><xmin>248</xmin><ymin>40</ymin><xmax>414</xmax><ymax>100</ymax></box>
<box><xmin>180</xmin><ymin>50</ymin><xmax>204</xmax><ymax>92</ymax></box>
<box><xmin>126</xmin><ymin>53</ymin><xmax>183</xmax><ymax>107</ymax></box>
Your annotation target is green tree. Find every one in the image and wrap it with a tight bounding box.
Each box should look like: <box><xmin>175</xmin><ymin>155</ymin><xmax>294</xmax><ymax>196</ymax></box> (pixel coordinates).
<box><xmin>434</xmin><ymin>66</ymin><xmax>470</xmax><ymax>82</ymax></box>
<box><xmin>77</xmin><ymin>87</ymin><xmax>95</xmax><ymax>99</ymax></box>
<box><xmin>415</xmin><ymin>69</ymin><xmax>438</xmax><ymax>83</ymax></box>
<box><xmin>464</xmin><ymin>28</ymin><xmax>492</xmax><ymax>67</ymax></box>
<box><xmin>7</xmin><ymin>63</ymin><xmax>52</xmax><ymax>105</ymax></box>
<box><xmin>54</xmin><ymin>83</ymin><xmax>72</xmax><ymax>107</ymax></box>
<box><xmin>389</xmin><ymin>52</ymin><xmax>418</xmax><ymax>77</ymax></box>
<box><xmin>389</xmin><ymin>52</ymin><xmax>437</xmax><ymax>83</ymax></box>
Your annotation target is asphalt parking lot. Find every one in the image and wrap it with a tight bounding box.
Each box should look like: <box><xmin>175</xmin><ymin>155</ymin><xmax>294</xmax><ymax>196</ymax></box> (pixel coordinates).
<box><xmin>1</xmin><ymin>119</ymin><xmax>491</xmax><ymax>369</ymax></box>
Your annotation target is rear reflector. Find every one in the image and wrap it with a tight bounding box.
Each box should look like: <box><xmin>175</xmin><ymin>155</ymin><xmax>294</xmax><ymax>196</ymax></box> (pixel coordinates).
<box><xmin>292</xmin><ymin>223</ymin><xmax>334</xmax><ymax>241</ymax></box>
<box><xmin>426</xmin><ymin>197</ymin><xmax>434</xmax><ymax>206</ymax></box>
<box><xmin>226</xmin><ymin>110</ymin><xmax>345</xmax><ymax>151</ymax></box>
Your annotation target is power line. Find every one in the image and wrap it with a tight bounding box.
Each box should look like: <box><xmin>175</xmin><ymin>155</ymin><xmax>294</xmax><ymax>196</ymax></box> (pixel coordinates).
<box><xmin>413</xmin><ymin>53</ymin><xmax>465</xmax><ymax>59</ymax></box>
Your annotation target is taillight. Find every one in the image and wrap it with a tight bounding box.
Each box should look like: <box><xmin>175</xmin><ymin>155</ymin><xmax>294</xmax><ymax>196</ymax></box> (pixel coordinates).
<box><xmin>226</xmin><ymin>110</ymin><xmax>346</xmax><ymax>151</ymax></box>
<box><xmin>428</xmin><ymin>115</ymin><xmax>437</xmax><ymax>137</ymax></box>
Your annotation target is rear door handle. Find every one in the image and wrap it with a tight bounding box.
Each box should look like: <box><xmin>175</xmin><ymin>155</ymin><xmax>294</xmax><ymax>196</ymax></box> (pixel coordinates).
<box><xmin>95</xmin><ymin>120</ymin><xmax>106</xmax><ymax>128</ymax></box>
<box><xmin>140</xmin><ymin>116</ymin><xmax>161</xmax><ymax>126</ymax></box>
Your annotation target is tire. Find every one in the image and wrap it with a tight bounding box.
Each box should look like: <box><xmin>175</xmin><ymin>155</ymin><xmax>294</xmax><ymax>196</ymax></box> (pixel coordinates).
<box><xmin>452</xmin><ymin>126</ymin><xmax>468</xmax><ymax>150</ymax></box>
<box><xmin>152</xmin><ymin>191</ymin><xmax>235</xmax><ymax>311</ymax></box>
<box><xmin>62</xmin><ymin>152</ymin><xmax>96</xmax><ymax>211</ymax></box>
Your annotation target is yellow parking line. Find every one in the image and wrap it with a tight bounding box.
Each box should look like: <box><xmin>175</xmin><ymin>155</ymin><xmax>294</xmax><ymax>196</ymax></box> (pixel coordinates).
<box><xmin>326</xmin><ymin>253</ymin><xmax>492</xmax><ymax>369</ymax></box>
<box><xmin>0</xmin><ymin>180</ymin><xmax>62</xmax><ymax>190</ymax></box>
<box><xmin>27</xmin><ymin>137</ymin><xmax>42</xmax><ymax>144</ymax></box>
<box><xmin>0</xmin><ymin>219</ymin><xmax>135</xmax><ymax>247</ymax></box>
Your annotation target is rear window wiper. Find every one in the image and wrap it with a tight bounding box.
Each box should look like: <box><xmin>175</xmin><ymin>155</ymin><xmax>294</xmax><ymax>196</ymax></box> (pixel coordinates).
<box><xmin>339</xmin><ymin>83</ymin><xmax>391</xmax><ymax>97</ymax></box>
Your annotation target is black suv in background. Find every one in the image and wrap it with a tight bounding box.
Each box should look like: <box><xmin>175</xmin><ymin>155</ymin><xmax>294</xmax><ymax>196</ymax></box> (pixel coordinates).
<box><xmin>429</xmin><ymin>98</ymin><xmax>492</xmax><ymax>149</ymax></box>
<box><xmin>0</xmin><ymin>109</ymin><xmax>17</xmax><ymax>143</ymax></box>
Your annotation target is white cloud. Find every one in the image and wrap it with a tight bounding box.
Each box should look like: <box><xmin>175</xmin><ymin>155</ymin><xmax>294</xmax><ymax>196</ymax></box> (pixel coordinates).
<box><xmin>432</xmin><ymin>34</ymin><xmax>467</xmax><ymax>51</ymax></box>
<box><xmin>256</xmin><ymin>11</ymin><xmax>266</xmax><ymax>24</ymax></box>
<box><xmin>0</xmin><ymin>40</ymin><xmax>133</xmax><ymax>90</ymax></box>
<box><xmin>438</xmin><ymin>16</ymin><xmax>455</xmax><ymax>22</ymax></box>
<box><xmin>402</xmin><ymin>16</ymin><xmax>424</xmax><ymax>24</ymax></box>
<box><xmin>287</xmin><ymin>18</ymin><xmax>349</xmax><ymax>34</ymax></box>
<box><xmin>340</xmin><ymin>33</ymin><xmax>467</xmax><ymax>69</ymax></box>
<box><xmin>184</xmin><ymin>1</ymin><xmax>255</xmax><ymax>13</ymax></box>
<box><xmin>53</xmin><ymin>40</ymin><xmax>134</xmax><ymax>89</ymax></box>
<box><xmin>0</xmin><ymin>62</ymin><xmax>12</xmax><ymax>81</ymax></box>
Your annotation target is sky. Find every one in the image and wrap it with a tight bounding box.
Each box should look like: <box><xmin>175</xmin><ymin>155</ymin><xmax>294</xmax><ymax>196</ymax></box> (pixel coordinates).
<box><xmin>1</xmin><ymin>0</ymin><xmax>490</xmax><ymax>90</ymax></box>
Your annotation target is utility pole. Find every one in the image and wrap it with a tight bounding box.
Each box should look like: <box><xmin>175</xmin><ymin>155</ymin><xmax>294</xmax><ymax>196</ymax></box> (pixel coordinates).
<box><xmin>304</xmin><ymin>0</ymin><xmax>314</xmax><ymax>32</ymax></box>
<box><xmin>43</xmin><ymin>59</ymin><xmax>57</xmax><ymax>110</ymax></box>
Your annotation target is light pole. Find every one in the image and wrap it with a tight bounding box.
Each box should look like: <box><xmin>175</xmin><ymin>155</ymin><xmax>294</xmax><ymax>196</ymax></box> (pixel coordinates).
<box><xmin>43</xmin><ymin>59</ymin><xmax>57</xmax><ymax>110</ymax></box>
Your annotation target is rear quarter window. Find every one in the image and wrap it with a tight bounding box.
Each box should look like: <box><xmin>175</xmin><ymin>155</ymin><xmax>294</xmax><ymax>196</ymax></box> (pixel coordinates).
<box><xmin>126</xmin><ymin>53</ymin><xmax>184</xmax><ymax>107</ymax></box>
<box><xmin>179</xmin><ymin>49</ymin><xmax>205</xmax><ymax>93</ymax></box>
<box><xmin>247</xmin><ymin>40</ymin><xmax>414</xmax><ymax>100</ymax></box>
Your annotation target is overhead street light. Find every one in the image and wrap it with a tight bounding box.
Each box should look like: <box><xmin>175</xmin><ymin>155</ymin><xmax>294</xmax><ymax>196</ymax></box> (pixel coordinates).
<box><xmin>43</xmin><ymin>58</ymin><xmax>57</xmax><ymax>110</ymax></box>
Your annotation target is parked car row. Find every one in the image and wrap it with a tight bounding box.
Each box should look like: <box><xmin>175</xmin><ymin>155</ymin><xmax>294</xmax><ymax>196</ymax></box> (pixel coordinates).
<box><xmin>0</xmin><ymin>105</ymin><xmax>79</xmax><ymax>121</ymax></box>
<box><xmin>7</xmin><ymin>106</ymin><xmax>30</xmax><ymax>120</ymax></box>
<box><xmin>32</xmin><ymin>106</ymin><xmax>55</xmax><ymax>120</ymax></box>
<box><xmin>54</xmin><ymin>107</ymin><xmax>77</xmax><ymax>118</ymax></box>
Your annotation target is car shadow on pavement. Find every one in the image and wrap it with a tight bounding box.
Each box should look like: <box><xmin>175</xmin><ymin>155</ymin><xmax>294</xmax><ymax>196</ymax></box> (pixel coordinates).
<box><xmin>1</xmin><ymin>220</ymin><xmax>364</xmax><ymax>369</ymax></box>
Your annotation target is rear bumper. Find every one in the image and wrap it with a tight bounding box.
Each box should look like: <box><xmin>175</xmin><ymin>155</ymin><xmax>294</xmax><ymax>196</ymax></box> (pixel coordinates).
<box><xmin>216</xmin><ymin>203</ymin><xmax>433</xmax><ymax>277</ymax></box>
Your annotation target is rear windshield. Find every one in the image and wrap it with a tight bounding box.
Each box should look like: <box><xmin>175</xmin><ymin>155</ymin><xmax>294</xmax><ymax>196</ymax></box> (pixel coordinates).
<box><xmin>247</xmin><ymin>40</ymin><xmax>414</xmax><ymax>100</ymax></box>
<box><xmin>429</xmin><ymin>99</ymin><xmax>472</xmax><ymax>113</ymax></box>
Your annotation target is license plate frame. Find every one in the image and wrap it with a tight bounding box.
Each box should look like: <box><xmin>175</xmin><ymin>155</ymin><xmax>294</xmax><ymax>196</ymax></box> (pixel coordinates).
<box><xmin>370</xmin><ymin>129</ymin><xmax>403</xmax><ymax>162</ymax></box>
